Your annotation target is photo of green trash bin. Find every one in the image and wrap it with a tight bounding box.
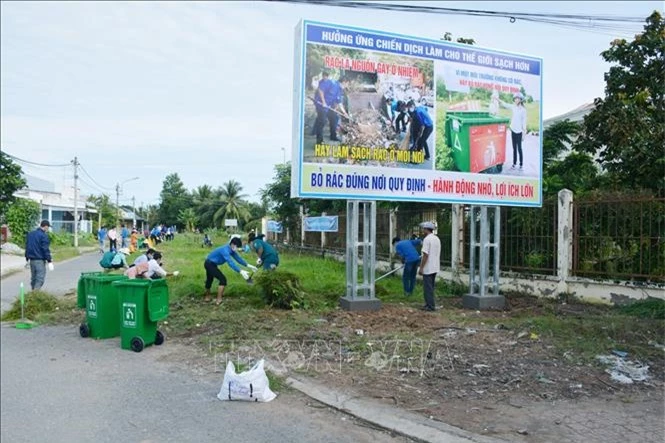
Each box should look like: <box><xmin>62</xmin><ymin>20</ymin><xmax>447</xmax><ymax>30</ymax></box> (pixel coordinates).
<box><xmin>445</xmin><ymin>111</ymin><xmax>511</xmax><ymax>174</ymax></box>
<box><xmin>78</xmin><ymin>273</ymin><xmax>128</xmax><ymax>339</ymax></box>
<box><xmin>113</xmin><ymin>279</ymin><xmax>169</xmax><ymax>353</ymax></box>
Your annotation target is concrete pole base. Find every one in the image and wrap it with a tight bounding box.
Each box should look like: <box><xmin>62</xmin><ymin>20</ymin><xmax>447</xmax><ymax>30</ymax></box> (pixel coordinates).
<box><xmin>462</xmin><ymin>294</ymin><xmax>506</xmax><ymax>310</ymax></box>
<box><xmin>339</xmin><ymin>297</ymin><xmax>382</xmax><ymax>312</ymax></box>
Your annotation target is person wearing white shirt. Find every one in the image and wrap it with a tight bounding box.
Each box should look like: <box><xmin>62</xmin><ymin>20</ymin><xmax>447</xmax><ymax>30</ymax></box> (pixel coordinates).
<box><xmin>501</xmin><ymin>92</ymin><xmax>528</xmax><ymax>170</ymax></box>
<box><xmin>418</xmin><ymin>221</ymin><xmax>441</xmax><ymax>312</ymax></box>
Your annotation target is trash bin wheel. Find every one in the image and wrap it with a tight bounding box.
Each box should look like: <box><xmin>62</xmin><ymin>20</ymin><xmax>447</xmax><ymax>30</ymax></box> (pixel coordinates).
<box><xmin>79</xmin><ymin>323</ymin><xmax>90</xmax><ymax>338</ymax></box>
<box><xmin>130</xmin><ymin>337</ymin><xmax>145</xmax><ymax>353</ymax></box>
<box><xmin>155</xmin><ymin>330</ymin><xmax>165</xmax><ymax>346</ymax></box>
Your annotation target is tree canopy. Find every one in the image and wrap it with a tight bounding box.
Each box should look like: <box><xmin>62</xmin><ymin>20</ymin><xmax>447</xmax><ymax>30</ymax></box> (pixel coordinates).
<box><xmin>0</xmin><ymin>152</ymin><xmax>26</xmax><ymax>219</ymax></box>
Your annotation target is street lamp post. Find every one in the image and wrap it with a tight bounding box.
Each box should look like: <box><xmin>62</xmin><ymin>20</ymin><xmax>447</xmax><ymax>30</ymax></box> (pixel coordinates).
<box><xmin>116</xmin><ymin>177</ymin><xmax>139</xmax><ymax>227</ymax></box>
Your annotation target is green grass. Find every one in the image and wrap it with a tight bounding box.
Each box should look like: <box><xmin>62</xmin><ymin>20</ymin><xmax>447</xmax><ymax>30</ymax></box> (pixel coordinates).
<box><xmin>30</xmin><ymin>233</ymin><xmax>665</xmax><ymax>369</ymax></box>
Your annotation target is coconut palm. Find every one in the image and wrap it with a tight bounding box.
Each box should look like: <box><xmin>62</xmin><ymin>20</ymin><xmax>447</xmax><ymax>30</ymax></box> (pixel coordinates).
<box><xmin>178</xmin><ymin>208</ymin><xmax>199</xmax><ymax>232</ymax></box>
<box><xmin>213</xmin><ymin>180</ymin><xmax>250</xmax><ymax>226</ymax></box>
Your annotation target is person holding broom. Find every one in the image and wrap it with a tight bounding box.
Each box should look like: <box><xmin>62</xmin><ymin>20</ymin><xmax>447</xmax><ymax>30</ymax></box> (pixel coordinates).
<box><xmin>203</xmin><ymin>237</ymin><xmax>258</xmax><ymax>305</ymax></box>
<box><xmin>392</xmin><ymin>236</ymin><xmax>422</xmax><ymax>297</ymax></box>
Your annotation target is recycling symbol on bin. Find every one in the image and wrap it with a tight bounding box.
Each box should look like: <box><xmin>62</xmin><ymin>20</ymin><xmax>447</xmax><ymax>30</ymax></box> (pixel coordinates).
<box><xmin>89</xmin><ymin>299</ymin><xmax>96</xmax><ymax>311</ymax></box>
<box><xmin>125</xmin><ymin>307</ymin><xmax>134</xmax><ymax>321</ymax></box>
<box><xmin>453</xmin><ymin>134</ymin><xmax>462</xmax><ymax>152</ymax></box>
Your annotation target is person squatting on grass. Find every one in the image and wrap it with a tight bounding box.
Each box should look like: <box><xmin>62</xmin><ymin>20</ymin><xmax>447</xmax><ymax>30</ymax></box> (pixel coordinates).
<box><xmin>125</xmin><ymin>251</ymin><xmax>177</xmax><ymax>279</ymax></box>
<box><xmin>392</xmin><ymin>236</ymin><xmax>422</xmax><ymax>297</ymax></box>
<box><xmin>248</xmin><ymin>232</ymin><xmax>280</xmax><ymax>270</ymax></box>
<box><xmin>203</xmin><ymin>237</ymin><xmax>258</xmax><ymax>305</ymax></box>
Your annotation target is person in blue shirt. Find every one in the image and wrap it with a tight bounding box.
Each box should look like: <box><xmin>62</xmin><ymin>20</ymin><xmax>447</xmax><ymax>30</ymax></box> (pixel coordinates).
<box><xmin>248</xmin><ymin>232</ymin><xmax>280</xmax><ymax>270</ymax></box>
<box><xmin>97</xmin><ymin>226</ymin><xmax>107</xmax><ymax>253</ymax></box>
<box><xmin>313</xmin><ymin>71</ymin><xmax>344</xmax><ymax>144</ymax></box>
<box><xmin>407</xmin><ymin>100</ymin><xmax>434</xmax><ymax>160</ymax></box>
<box><xmin>392</xmin><ymin>236</ymin><xmax>422</xmax><ymax>297</ymax></box>
<box><xmin>120</xmin><ymin>224</ymin><xmax>130</xmax><ymax>248</ymax></box>
<box><xmin>203</xmin><ymin>237</ymin><xmax>258</xmax><ymax>305</ymax></box>
<box><xmin>25</xmin><ymin>220</ymin><xmax>53</xmax><ymax>290</ymax></box>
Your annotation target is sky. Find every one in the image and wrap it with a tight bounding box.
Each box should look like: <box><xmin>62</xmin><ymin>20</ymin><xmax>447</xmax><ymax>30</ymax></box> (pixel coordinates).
<box><xmin>1</xmin><ymin>1</ymin><xmax>660</xmax><ymax>207</ymax></box>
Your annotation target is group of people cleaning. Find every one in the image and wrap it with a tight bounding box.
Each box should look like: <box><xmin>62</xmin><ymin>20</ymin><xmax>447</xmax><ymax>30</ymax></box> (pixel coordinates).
<box><xmin>97</xmin><ymin>225</ymin><xmax>142</xmax><ymax>254</ymax></box>
<box><xmin>98</xmin><ymin>230</ymin><xmax>280</xmax><ymax>306</ymax></box>
<box><xmin>386</xmin><ymin>98</ymin><xmax>434</xmax><ymax>161</ymax></box>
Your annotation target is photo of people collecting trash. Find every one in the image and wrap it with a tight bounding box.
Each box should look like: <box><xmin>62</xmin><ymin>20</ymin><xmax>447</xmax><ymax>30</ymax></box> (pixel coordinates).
<box><xmin>302</xmin><ymin>43</ymin><xmax>435</xmax><ymax>170</ymax></box>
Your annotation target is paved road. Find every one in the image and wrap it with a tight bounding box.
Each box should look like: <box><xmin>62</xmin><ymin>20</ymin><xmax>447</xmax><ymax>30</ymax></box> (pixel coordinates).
<box><xmin>1</xmin><ymin>325</ymin><xmax>407</xmax><ymax>443</ymax></box>
<box><xmin>1</xmin><ymin>253</ymin><xmax>101</xmax><ymax>313</ymax></box>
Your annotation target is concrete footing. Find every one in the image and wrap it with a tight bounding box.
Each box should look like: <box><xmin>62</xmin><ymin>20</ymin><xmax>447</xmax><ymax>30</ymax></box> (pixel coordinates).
<box><xmin>339</xmin><ymin>297</ymin><xmax>382</xmax><ymax>312</ymax></box>
<box><xmin>462</xmin><ymin>294</ymin><xmax>506</xmax><ymax>310</ymax></box>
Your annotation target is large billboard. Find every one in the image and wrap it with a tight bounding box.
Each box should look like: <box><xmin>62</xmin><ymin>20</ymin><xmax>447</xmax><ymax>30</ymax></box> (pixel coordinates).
<box><xmin>292</xmin><ymin>21</ymin><xmax>543</xmax><ymax>207</ymax></box>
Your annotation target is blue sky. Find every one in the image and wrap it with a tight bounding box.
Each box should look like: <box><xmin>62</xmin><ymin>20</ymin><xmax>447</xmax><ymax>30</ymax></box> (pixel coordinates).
<box><xmin>1</xmin><ymin>1</ymin><xmax>660</xmax><ymax>207</ymax></box>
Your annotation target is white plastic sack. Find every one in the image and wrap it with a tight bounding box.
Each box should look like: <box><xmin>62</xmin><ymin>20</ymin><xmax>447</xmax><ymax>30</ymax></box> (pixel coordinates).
<box><xmin>217</xmin><ymin>359</ymin><xmax>276</xmax><ymax>402</ymax></box>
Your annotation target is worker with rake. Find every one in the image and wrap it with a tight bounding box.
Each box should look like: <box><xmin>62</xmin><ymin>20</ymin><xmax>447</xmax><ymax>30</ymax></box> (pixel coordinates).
<box><xmin>313</xmin><ymin>70</ymin><xmax>347</xmax><ymax>144</ymax></box>
<box><xmin>392</xmin><ymin>236</ymin><xmax>422</xmax><ymax>297</ymax></box>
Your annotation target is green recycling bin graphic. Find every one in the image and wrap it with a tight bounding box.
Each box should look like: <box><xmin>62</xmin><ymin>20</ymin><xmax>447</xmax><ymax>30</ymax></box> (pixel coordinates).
<box><xmin>123</xmin><ymin>303</ymin><xmax>137</xmax><ymax>328</ymax></box>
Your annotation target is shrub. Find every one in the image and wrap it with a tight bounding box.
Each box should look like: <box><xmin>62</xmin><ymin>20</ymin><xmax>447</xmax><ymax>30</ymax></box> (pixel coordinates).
<box><xmin>5</xmin><ymin>198</ymin><xmax>40</xmax><ymax>245</ymax></box>
<box><xmin>1</xmin><ymin>290</ymin><xmax>58</xmax><ymax>321</ymax></box>
<box><xmin>254</xmin><ymin>270</ymin><xmax>307</xmax><ymax>310</ymax></box>
<box><xmin>618</xmin><ymin>298</ymin><xmax>665</xmax><ymax>320</ymax></box>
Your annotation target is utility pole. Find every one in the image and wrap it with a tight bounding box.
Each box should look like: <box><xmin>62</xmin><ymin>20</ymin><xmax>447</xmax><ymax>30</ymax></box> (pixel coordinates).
<box><xmin>132</xmin><ymin>196</ymin><xmax>136</xmax><ymax>229</ymax></box>
<box><xmin>115</xmin><ymin>183</ymin><xmax>120</xmax><ymax>228</ymax></box>
<box><xmin>72</xmin><ymin>157</ymin><xmax>79</xmax><ymax>247</ymax></box>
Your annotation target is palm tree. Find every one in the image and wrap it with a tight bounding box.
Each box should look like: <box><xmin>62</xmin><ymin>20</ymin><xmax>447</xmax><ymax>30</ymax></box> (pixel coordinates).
<box><xmin>178</xmin><ymin>208</ymin><xmax>199</xmax><ymax>232</ymax></box>
<box><xmin>213</xmin><ymin>180</ymin><xmax>250</xmax><ymax>226</ymax></box>
<box><xmin>192</xmin><ymin>185</ymin><xmax>218</xmax><ymax>229</ymax></box>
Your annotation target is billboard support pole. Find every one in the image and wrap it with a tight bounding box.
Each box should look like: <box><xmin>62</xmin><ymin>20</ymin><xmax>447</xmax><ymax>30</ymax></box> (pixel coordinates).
<box><xmin>463</xmin><ymin>205</ymin><xmax>504</xmax><ymax>310</ymax></box>
<box><xmin>340</xmin><ymin>200</ymin><xmax>381</xmax><ymax>312</ymax></box>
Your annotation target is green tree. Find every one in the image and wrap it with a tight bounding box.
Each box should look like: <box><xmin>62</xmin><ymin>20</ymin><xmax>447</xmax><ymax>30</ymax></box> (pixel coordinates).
<box><xmin>5</xmin><ymin>198</ymin><xmax>40</xmax><ymax>245</ymax></box>
<box><xmin>158</xmin><ymin>173</ymin><xmax>190</xmax><ymax>228</ymax></box>
<box><xmin>259</xmin><ymin>164</ymin><xmax>300</xmax><ymax>233</ymax></box>
<box><xmin>178</xmin><ymin>208</ymin><xmax>198</xmax><ymax>232</ymax></box>
<box><xmin>213</xmin><ymin>180</ymin><xmax>250</xmax><ymax>227</ymax></box>
<box><xmin>0</xmin><ymin>152</ymin><xmax>27</xmax><ymax>219</ymax></box>
<box><xmin>87</xmin><ymin>194</ymin><xmax>117</xmax><ymax>230</ymax></box>
<box><xmin>575</xmin><ymin>11</ymin><xmax>665</xmax><ymax>196</ymax></box>
<box><xmin>192</xmin><ymin>184</ymin><xmax>218</xmax><ymax>229</ymax></box>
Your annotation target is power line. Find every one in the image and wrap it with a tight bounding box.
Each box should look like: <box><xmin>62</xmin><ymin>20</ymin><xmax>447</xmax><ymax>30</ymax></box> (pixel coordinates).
<box><xmin>3</xmin><ymin>152</ymin><xmax>71</xmax><ymax>168</ymax></box>
<box><xmin>79</xmin><ymin>164</ymin><xmax>114</xmax><ymax>192</ymax></box>
<box><xmin>269</xmin><ymin>0</ymin><xmax>645</xmax><ymax>35</ymax></box>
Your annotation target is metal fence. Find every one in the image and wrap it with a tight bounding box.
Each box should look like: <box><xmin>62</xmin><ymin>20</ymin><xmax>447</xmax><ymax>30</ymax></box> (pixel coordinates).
<box><xmin>573</xmin><ymin>197</ymin><xmax>665</xmax><ymax>281</ymax></box>
<box><xmin>271</xmin><ymin>196</ymin><xmax>664</xmax><ymax>282</ymax></box>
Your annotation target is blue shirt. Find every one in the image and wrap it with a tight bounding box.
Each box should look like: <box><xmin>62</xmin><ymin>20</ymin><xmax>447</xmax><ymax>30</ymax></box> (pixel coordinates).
<box><xmin>121</xmin><ymin>227</ymin><xmax>129</xmax><ymax>239</ymax></box>
<box><xmin>395</xmin><ymin>239</ymin><xmax>422</xmax><ymax>263</ymax></box>
<box><xmin>25</xmin><ymin>228</ymin><xmax>52</xmax><ymax>262</ymax></box>
<box><xmin>412</xmin><ymin>106</ymin><xmax>433</xmax><ymax>127</ymax></box>
<box><xmin>390</xmin><ymin>101</ymin><xmax>401</xmax><ymax>118</ymax></box>
<box><xmin>98</xmin><ymin>228</ymin><xmax>107</xmax><ymax>241</ymax></box>
<box><xmin>206</xmin><ymin>245</ymin><xmax>248</xmax><ymax>273</ymax></box>
<box><xmin>315</xmin><ymin>78</ymin><xmax>342</xmax><ymax>108</ymax></box>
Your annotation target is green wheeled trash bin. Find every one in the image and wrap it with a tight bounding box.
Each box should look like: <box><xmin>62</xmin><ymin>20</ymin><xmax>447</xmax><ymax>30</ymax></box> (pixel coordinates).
<box><xmin>445</xmin><ymin>111</ymin><xmax>511</xmax><ymax>174</ymax></box>
<box><xmin>79</xmin><ymin>273</ymin><xmax>128</xmax><ymax>339</ymax></box>
<box><xmin>113</xmin><ymin>279</ymin><xmax>169</xmax><ymax>353</ymax></box>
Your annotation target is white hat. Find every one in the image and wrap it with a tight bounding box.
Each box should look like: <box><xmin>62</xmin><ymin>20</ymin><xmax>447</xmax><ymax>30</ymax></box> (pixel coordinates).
<box><xmin>420</xmin><ymin>221</ymin><xmax>436</xmax><ymax>230</ymax></box>
<box><xmin>119</xmin><ymin>247</ymin><xmax>131</xmax><ymax>255</ymax></box>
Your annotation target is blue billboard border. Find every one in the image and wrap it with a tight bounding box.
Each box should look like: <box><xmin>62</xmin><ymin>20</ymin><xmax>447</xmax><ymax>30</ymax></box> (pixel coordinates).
<box><xmin>294</xmin><ymin>20</ymin><xmax>544</xmax><ymax>208</ymax></box>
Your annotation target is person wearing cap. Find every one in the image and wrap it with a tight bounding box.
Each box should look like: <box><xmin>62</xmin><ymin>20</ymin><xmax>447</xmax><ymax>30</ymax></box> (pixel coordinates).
<box><xmin>501</xmin><ymin>92</ymin><xmax>527</xmax><ymax>170</ymax></box>
<box><xmin>248</xmin><ymin>232</ymin><xmax>280</xmax><ymax>271</ymax></box>
<box><xmin>24</xmin><ymin>220</ymin><xmax>53</xmax><ymax>290</ymax></box>
<box><xmin>392</xmin><ymin>236</ymin><xmax>422</xmax><ymax>297</ymax></box>
<box><xmin>407</xmin><ymin>100</ymin><xmax>434</xmax><ymax>160</ymax></box>
<box><xmin>107</xmin><ymin>247</ymin><xmax>131</xmax><ymax>270</ymax></box>
<box><xmin>203</xmin><ymin>237</ymin><xmax>258</xmax><ymax>305</ymax></box>
<box><xmin>418</xmin><ymin>221</ymin><xmax>441</xmax><ymax>312</ymax></box>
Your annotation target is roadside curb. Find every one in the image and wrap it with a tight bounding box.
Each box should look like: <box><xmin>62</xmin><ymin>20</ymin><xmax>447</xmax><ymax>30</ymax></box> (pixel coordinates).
<box><xmin>285</xmin><ymin>375</ymin><xmax>504</xmax><ymax>443</ymax></box>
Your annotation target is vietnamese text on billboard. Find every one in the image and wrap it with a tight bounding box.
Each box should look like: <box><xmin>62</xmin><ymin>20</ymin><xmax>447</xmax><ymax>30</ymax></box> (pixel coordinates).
<box><xmin>292</xmin><ymin>21</ymin><xmax>544</xmax><ymax>207</ymax></box>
